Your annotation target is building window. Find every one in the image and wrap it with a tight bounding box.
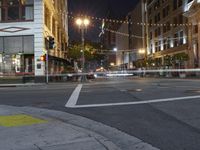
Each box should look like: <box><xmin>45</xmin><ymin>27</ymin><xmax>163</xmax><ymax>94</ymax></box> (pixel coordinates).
<box><xmin>150</xmin><ymin>32</ymin><xmax>152</xmax><ymax>40</ymax></box>
<box><xmin>167</xmin><ymin>37</ymin><xmax>171</xmax><ymax>49</ymax></box>
<box><xmin>22</xmin><ymin>0</ymin><xmax>34</xmax><ymax>20</ymax></box>
<box><xmin>150</xmin><ymin>44</ymin><xmax>153</xmax><ymax>54</ymax></box>
<box><xmin>148</xmin><ymin>7</ymin><xmax>152</xmax><ymax>16</ymax></box>
<box><xmin>179</xmin><ymin>31</ymin><xmax>184</xmax><ymax>45</ymax></box>
<box><xmin>155</xmin><ymin>29</ymin><xmax>158</xmax><ymax>37</ymax></box>
<box><xmin>173</xmin><ymin>0</ymin><xmax>182</xmax><ymax>10</ymax></box>
<box><xmin>178</xmin><ymin>0</ymin><xmax>182</xmax><ymax>7</ymax></box>
<box><xmin>0</xmin><ymin>0</ymin><xmax>33</xmax><ymax>22</ymax></box>
<box><xmin>193</xmin><ymin>25</ymin><xmax>198</xmax><ymax>34</ymax></box>
<box><xmin>155</xmin><ymin>42</ymin><xmax>158</xmax><ymax>52</ymax></box>
<box><xmin>163</xmin><ymin>5</ymin><xmax>170</xmax><ymax>18</ymax></box>
<box><xmin>163</xmin><ymin>39</ymin><xmax>167</xmax><ymax>50</ymax></box>
<box><xmin>154</xmin><ymin>1</ymin><xmax>160</xmax><ymax>10</ymax></box>
<box><xmin>154</xmin><ymin>13</ymin><xmax>160</xmax><ymax>24</ymax></box>
<box><xmin>149</xmin><ymin>19</ymin><xmax>152</xmax><ymax>26</ymax></box>
<box><xmin>173</xmin><ymin>17</ymin><xmax>178</xmax><ymax>27</ymax></box>
<box><xmin>174</xmin><ymin>33</ymin><xmax>179</xmax><ymax>47</ymax></box>
<box><xmin>159</xmin><ymin>40</ymin><xmax>162</xmax><ymax>51</ymax></box>
<box><xmin>167</xmin><ymin>22</ymin><xmax>171</xmax><ymax>31</ymax></box>
<box><xmin>163</xmin><ymin>25</ymin><xmax>167</xmax><ymax>33</ymax></box>
<box><xmin>179</xmin><ymin>14</ymin><xmax>183</xmax><ymax>24</ymax></box>
<box><xmin>158</xmin><ymin>27</ymin><xmax>161</xmax><ymax>36</ymax></box>
<box><xmin>3</xmin><ymin>36</ymin><xmax>34</xmax><ymax>54</ymax></box>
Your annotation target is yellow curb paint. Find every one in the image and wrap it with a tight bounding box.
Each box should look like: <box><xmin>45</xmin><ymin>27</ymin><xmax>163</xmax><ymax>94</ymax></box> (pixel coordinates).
<box><xmin>0</xmin><ymin>114</ymin><xmax>47</xmax><ymax>127</ymax></box>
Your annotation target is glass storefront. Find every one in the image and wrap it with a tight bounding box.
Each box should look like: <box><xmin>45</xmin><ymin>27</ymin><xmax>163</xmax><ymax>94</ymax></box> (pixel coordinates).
<box><xmin>0</xmin><ymin>54</ymin><xmax>34</xmax><ymax>75</ymax></box>
<box><xmin>0</xmin><ymin>35</ymin><xmax>34</xmax><ymax>75</ymax></box>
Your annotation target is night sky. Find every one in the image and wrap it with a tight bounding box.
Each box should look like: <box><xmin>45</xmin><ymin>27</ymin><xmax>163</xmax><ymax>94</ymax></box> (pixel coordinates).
<box><xmin>68</xmin><ymin>0</ymin><xmax>139</xmax><ymax>42</ymax></box>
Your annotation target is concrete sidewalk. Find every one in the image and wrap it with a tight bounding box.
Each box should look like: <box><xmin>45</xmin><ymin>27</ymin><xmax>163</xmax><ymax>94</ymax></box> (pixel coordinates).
<box><xmin>0</xmin><ymin>105</ymin><xmax>159</xmax><ymax>150</ymax></box>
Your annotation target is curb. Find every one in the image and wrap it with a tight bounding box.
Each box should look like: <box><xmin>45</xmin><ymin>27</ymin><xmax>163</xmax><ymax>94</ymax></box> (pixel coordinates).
<box><xmin>20</xmin><ymin>106</ymin><xmax>159</xmax><ymax>150</ymax></box>
<box><xmin>0</xmin><ymin>83</ymin><xmax>45</xmax><ymax>88</ymax></box>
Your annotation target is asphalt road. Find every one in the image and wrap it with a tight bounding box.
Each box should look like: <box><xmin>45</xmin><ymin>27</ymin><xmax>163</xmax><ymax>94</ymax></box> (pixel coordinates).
<box><xmin>1</xmin><ymin>78</ymin><xmax>200</xmax><ymax>150</ymax></box>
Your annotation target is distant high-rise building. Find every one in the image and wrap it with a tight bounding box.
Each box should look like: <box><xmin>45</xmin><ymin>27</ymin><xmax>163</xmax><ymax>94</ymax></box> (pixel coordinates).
<box><xmin>101</xmin><ymin>1</ymin><xmax>120</xmax><ymax>67</ymax></box>
<box><xmin>0</xmin><ymin>0</ymin><xmax>68</xmax><ymax>79</ymax></box>
<box><xmin>115</xmin><ymin>0</ymin><xmax>146</xmax><ymax>69</ymax></box>
<box><xmin>128</xmin><ymin>0</ymin><xmax>146</xmax><ymax>65</ymax></box>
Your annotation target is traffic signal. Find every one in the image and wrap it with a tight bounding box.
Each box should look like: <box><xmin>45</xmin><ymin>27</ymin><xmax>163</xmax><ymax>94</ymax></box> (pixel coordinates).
<box><xmin>40</xmin><ymin>55</ymin><xmax>46</xmax><ymax>61</ymax></box>
<box><xmin>49</xmin><ymin>36</ymin><xmax>55</xmax><ymax>49</ymax></box>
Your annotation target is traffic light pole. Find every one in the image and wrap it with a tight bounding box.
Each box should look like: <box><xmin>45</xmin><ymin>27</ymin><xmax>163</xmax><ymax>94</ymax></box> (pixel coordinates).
<box><xmin>45</xmin><ymin>36</ymin><xmax>54</xmax><ymax>84</ymax></box>
<box><xmin>46</xmin><ymin>50</ymin><xmax>49</xmax><ymax>84</ymax></box>
<box><xmin>45</xmin><ymin>38</ymin><xmax>49</xmax><ymax>84</ymax></box>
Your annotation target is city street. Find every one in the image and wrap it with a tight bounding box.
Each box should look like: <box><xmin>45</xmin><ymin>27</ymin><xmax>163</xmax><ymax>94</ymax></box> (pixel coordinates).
<box><xmin>1</xmin><ymin>78</ymin><xmax>200</xmax><ymax>150</ymax></box>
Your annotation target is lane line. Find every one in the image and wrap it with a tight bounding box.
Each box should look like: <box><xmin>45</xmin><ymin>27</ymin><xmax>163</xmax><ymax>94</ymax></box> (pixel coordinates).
<box><xmin>65</xmin><ymin>84</ymin><xmax>83</xmax><ymax>108</ymax></box>
<box><xmin>70</xmin><ymin>95</ymin><xmax>200</xmax><ymax>108</ymax></box>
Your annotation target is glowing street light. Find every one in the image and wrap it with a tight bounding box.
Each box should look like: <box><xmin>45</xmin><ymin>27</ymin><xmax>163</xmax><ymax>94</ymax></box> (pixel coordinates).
<box><xmin>76</xmin><ymin>18</ymin><xmax>82</xmax><ymax>26</ymax></box>
<box><xmin>83</xmin><ymin>18</ymin><xmax>90</xmax><ymax>26</ymax></box>
<box><xmin>113</xmin><ymin>47</ymin><xmax>118</xmax><ymax>52</ymax></box>
<box><xmin>76</xmin><ymin>18</ymin><xmax>90</xmax><ymax>27</ymax></box>
<box><xmin>75</xmin><ymin>17</ymin><xmax>90</xmax><ymax>82</ymax></box>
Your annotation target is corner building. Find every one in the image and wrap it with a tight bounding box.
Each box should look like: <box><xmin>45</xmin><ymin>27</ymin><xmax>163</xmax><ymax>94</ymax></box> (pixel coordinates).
<box><xmin>0</xmin><ymin>0</ymin><xmax>68</xmax><ymax>77</ymax></box>
<box><xmin>145</xmin><ymin>0</ymin><xmax>194</xmax><ymax>68</ymax></box>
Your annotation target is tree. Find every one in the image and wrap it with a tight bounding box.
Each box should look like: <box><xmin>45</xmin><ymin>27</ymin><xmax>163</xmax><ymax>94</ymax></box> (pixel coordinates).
<box><xmin>172</xmin><ymin>52</ymin><xmax>189</xmax><ymax>68</ymax></box>
<box><xmin>164</xmin><ymin>55</ymin><xmax>173</xmax><ymax>67</ymax></box>
<box><xmin>68</xmin><ymin>41</ymin><xmax>106</xmax><ymax>69</ymax></box>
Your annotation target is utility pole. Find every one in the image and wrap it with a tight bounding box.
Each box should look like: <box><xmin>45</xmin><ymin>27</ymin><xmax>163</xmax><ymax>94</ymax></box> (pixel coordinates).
<box><xmin>81</xmin><ymin>27</ymin><xmax>87</xmax><ymax>82</ymax></box>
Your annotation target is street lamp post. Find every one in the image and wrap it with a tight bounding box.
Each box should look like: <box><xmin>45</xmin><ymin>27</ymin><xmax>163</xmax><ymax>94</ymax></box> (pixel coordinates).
<box><xmin>75</xmin><ymin>18</ymin><xmax>90</xmax><ymax>82</ymax></box>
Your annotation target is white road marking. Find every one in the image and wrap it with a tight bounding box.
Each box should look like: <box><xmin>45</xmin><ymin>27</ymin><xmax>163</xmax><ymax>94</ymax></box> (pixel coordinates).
<box><xmin>65</xmin><ymin>84</ymin><xmax>83</xmax><ymax>108</ymax></box>
<box><xmin>69</xmin><ymin>95</ymin><xmax>200</xmax><ymax>108</ymax></box>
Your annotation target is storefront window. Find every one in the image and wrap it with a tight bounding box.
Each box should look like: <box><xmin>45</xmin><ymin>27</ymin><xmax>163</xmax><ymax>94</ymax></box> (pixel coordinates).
<box><xmin>0</xmin><ymin>36</ymin><xmax>34</xmax><ymax>74</ymax></box>
<box><xmin>24</xmin><ymin>36</ymin><xmax>34</xmax><ymax>53</ymax></box>
<box><xmin>4</xmin><ymin>36</ymin><xmax>23</xmax><ymax>54</ymax></box>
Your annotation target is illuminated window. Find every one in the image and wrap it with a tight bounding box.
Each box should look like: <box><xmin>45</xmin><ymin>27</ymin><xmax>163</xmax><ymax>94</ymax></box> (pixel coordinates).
<box><xmin>0</xmin><ymin>0</ymin><xmax>34</xmax><ymax>22</ymax></box>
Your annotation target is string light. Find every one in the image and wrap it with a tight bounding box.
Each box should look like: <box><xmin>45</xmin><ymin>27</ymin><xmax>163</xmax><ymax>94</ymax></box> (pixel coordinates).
<box><xmin>68</xmin><ymin>12</ymin><xmax>197</xmax><ymax>27</ymax></box>
<box><xmin>69</xmin><ymin>14</ymin><xmax>189</xmax><ymax>45</ymax></box>
<box><xmin>69</xmin><ymin>15</ymin><xmax>188</xmax><ymax>42</ymax></box>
